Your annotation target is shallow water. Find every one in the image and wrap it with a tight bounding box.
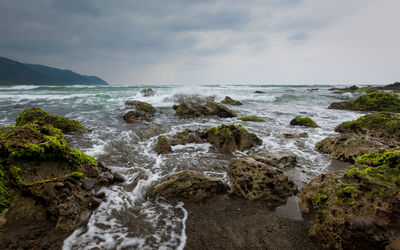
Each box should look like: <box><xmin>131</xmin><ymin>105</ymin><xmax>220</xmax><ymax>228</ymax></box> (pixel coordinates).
<box><xmin>0</xmin><ymin>84</ymin><xmax>367</xmax><ymax>249</ymax></box>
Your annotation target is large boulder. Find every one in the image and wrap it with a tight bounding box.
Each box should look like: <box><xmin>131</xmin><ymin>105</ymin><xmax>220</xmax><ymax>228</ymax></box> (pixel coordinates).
<box><xmin>299</xmin><ymin>148</ymin><xmax>400</xmax><ymax>249</ymax></box>
<box><xmin>0</xmin><ymin>110</ymin><xmax>119</xmax><ymax>249</ymax></box>
<box><xmin>206</xmin><ymin>124</ymin><xmax>262</xmax><ymax>153</ymax></box>
<box><xmin>174</xmin><ymin>101</ymin><xmax>236</xmax><ymax>119</ymax></box>
<box><xmin>123</xmin><ymin>100</ymin><xmax>156</xmax><ymax>123</ymax></box>
<box><xmin>221</xmin><ymin>96</ymin><xmax>242</xmax><ymax>105</ymax></box>
<box><xmin>290</xmin><ymin>116</ymin><xmax>319</xmax><ymax>128</ymax></box>
<box><xmin>148</xmin><ymin>171</ymin><xmax>228</xmax><ymax>201</ymax></box>
<box><xmin>15</xmin><ymin>107</ymin><xmax>85</xmax><ymax>133</ymax></box>
<box><xmin>227</xmin><ymin>157</ymin><xmax>297</xmax><ymax>204</ymax></box>
<box><xmin>316</xmin><ymin>133</ymin><xmax>386</xmax><ymax>163</ymax></box>
<box><xmin>328</xmin><ymin>91</ymin><xmax>400</xmax><ymax>112</ymax></box>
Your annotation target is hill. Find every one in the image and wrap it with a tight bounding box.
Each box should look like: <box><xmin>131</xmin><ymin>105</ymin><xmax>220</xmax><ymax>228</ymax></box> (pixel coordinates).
<box><xmin>0</xmin><ymin>56</ymin><xmax>108</xmax><ymax>86</ymax></box>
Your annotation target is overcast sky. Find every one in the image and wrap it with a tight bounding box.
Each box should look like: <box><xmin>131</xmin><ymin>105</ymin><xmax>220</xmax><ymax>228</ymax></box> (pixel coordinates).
<box><xmin>1</xmin><ymin>0</ymin><xmax>399</xmax><ymax>85</ymax></box>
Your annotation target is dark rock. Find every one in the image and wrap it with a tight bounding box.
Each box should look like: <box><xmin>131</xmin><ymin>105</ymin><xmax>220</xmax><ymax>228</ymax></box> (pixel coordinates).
<box><xmin>86</xmin><ymin>167</ymin><xmax>100</xmax><ymax>178</ymax></box>
<box><xmin>140</xmin><ymin>88</ymin><xmax>155</xmax><ymax>97</ymax></box>
<box><xmin>155</xmin><ymin>136</ymin><xmax>172</xmax><ymax>154</ymax></box>
<box><xmin>82</xmin><ymin>179</ymin><xmax>97</xmax><ymax>191</ymax></box>
<box><xmin>255</xmin><ymin>91</ymin><xmax>265</xmax><ymax>94</ymax></box>
<box><xmin>169</xmin><ymin>129</ymin><xmax>206</xmax><ymax>146</ymax></box>
<box><xmin>221</xmin><ymin>96</ymin><xmax>242</xmax><ymax>105</ymax></box>
<box><xmin>227</xmin><ymin>157</ymin><xmax>297</xmax><ymax>203</ymax></box>
<box><xmin>283</xmin><ymin>133</ymin><xmax>308</xmax><ymax>139</ymax></box>
<box><xmin>112</xmin><ymin>173</ymin><xmax>125</xmax><ymax>183</ymax></box>
<box><xmin>172</xmin><ymin>104</ymin><xmax>179</xmax><ymax>110</ymax></box>
<box><xmin>169</xmin><ymin>94</ymin><xmax>215</xmax><ymax>104</ymax></box>
<box><xmin>123</xmin><ymin>110</ymin><xmax>152</xmax><ymax>123</ymax></box>
<box><xmin>175</xmin><ymin>101</ymin><xmax>236</xmax><ymax>119</ymax></box>
<box><xmin>88</xmin><ymin>197</ymin><xmax>102</xmax><ymax>209</ymax></box>
<box><xmin>148</xmin><ymin>171</ymin><xmax>229</xmax><ymax>201</ymax></box>
<box><xmin>96</xmin><ymin>178</ymin><xmax>110</xmax><ymax>187</ymax></box>
<box><xmin>94</xmin><ymin>192</ymin><xmax>106</xmax><ymax>199</ymax></box>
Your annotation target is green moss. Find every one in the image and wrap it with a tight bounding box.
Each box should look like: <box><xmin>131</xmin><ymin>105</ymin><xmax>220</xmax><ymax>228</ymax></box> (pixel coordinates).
<box><xmin>134</xmin><ymin>101</ymin><xmax>156</xmax><ymax>114</ymax></box>
<box><xmin>206</xmin><ymin>126</ymin><xmax>219</xmax><ymax>135</ymax></box>
<box><xmin>71</xmin><ymin>171</ymin><xmax>84</xmax><ymax>179</ymax></box>
<box><xmin>0</xmin><ymin>165</ymin><xmax>12</xmax><ymax>213</ymax></box>
<box><xmin>336</xmin><ymin>112</ymin><xmax>400</xmax><ymax>135</ymax></box>
<box><xmin>313</xmin><ymin>192</ymin><xmax>328</xmax><ymax>209</ymax></box>
<box><xmin>233</xmin><ymin>124</ymin><xmax>247</xmax><ymax>131</ymax></box>
<box><xmin>16</xmin><ymin>107</ymin><xmax>85</xmax><ymax>133</ymax></box>
<box><xmin>177</xmin><ymin>134</ymin><xmax>185</xmax><ymax>139</ymax></box>
<box><xmin>237</xmin><ymin>116</ymin><xmax>265</xmax><ymax>122</ymax></box>
<box><xmin>290</xmin><ymin>116</ymin><xmax>319</xmax><ymax>128</ymax></box>
<box><xmin>330</xmin><ymin>91</ymin><xmax>400</xmax><ymax>112</ymax></box>
<box><xmin>158</xmin><ymin>136</ymin><xmax>167</xmax><ymax>144</ymax></box>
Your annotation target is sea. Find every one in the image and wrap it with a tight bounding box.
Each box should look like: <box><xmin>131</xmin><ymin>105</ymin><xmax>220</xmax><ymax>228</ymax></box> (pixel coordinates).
<box><xmin>0</xmin><ymin>84</ymin><xmax>365</xmax><ymax>249</ymax></box>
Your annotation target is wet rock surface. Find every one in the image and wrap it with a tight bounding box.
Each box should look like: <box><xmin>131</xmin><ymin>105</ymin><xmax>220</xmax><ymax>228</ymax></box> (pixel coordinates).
<box><xmin>221</xmin><ymin>96</ymin><xmax>242</xmax><ymax>105</ymax></box>
<box><xmin>227</xmin><ymin>157</ymin><xmax>298</xmax><ymax>204</ymax></box>
<box><xmin>148</xmin><ymin>171</ymin><xmax>229</xmax><ymax>201</ymax></box>
<box><xmin>123</xmin><ymin>100</ymin><xmax>156</xmax><ymax>123</ymax></box>
<box><xmin>251</xmin><ymin>151</ymin><xmax>297</xmax><ymax>169</ymax></box>
<box><xmin>175</xmin><ymin>101</ymin><xmax>236</xmax><ymax>118</ymax></box>
<box><xmin>140</xmin><ymin>88</ymin><xmax>155</xmax><ymax>97</ymax></box>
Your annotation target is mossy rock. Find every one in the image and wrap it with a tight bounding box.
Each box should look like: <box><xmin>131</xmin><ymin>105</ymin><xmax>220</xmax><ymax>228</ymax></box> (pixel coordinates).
<box><xmin>125</xmin><ymin>100</ymin><xmax>156</xmax><ymax>114</ymax></box>
<box><xmin>16</xmin><ymin>107</ymin><xmax>85</xmax><ymax>133</ymax></box>
<box><xmin>175</xmin><ymin>101</ymin><xmax>236</xmax><ymax>119</ymax></box>
<box><xmin>237</xmin><ymin>116</ymin><xmax>265</xmax><ymax>122</ymax></box>
<box><xmin>329</xmin><ymin>91</ymin><xmax>400</xmax><ymax>112</ymax></box>
<box><xmin>299</xmin><ymin>148</ymin><xmax>400</xmax><ymax>249</ymax></box>
<box><xmin>221</xmin><ymin>96</ymin><xmax>242</xmax><ymax>105</ymax></box>
<box><xmin>335</xmin><ymin>112</ymin><xmax>400</xmax><ymax>140</ymax></box>
<box><xmin>290</xmin><ymin>116</ymin><xmax>319</xmax><ymax>128</ymax></box>
<box><xmin>332</xmin><ymin>85</ymin><xmax>376</xmax><ymax>94</ymax></box>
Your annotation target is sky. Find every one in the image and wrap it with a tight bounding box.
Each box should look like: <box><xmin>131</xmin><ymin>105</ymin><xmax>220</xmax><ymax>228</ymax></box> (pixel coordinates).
<box><xmin>0</xmin><ymin>0</ymin><xmax>399</xmax><ymax>85</ymax></box>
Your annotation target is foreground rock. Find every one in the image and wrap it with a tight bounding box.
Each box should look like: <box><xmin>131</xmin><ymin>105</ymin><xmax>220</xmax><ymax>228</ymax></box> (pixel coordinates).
<box><xmin>16</xmin><ymin>106</ymin><xmax>85</xmax><ymax>133</ymax></box>
<box><xmin>227</xmin><ymin>157</ymin><xmax>297</xmax><ymax>204</ymax></box>
<box><xmin>316</xmin><ymin>112</ymin><xmax>400</xmax><ymax>163</ymax></box>
<box><xmin>290</xmin><ymin>116</ymin><xmax>319</xmax><ymax>128</ymax></box>
<box><xmin>0</xmin><ymin>110</ymin><xmax>120</xmax><ymax>249</ymax></box>
<box><xmin>123</xmin><ymin>100</ymin><xmax>156</xmax><ymax>123</ymax></box>
<box><xmin>148</xmin><ymin>171</ymin><xmax>228</xmax><ymax>201</ymax></box>
<box><xmin>299</xmin><ymin>148</ymin><xmax>400</xmax><ymax>249</ymax></box>
<box><xmin>221</xmin><ymin>96</ymin><xmax>242</xmax><ymax>105</ymax></box>
<box><xmin>155</xmin><ymin>124</ymin><xmax>262</xmax><ymax>154</ymax></box>
<box><xmin>140</xmin><ymin>88</ymin><xmax>155</xmax><ymax>97</ymax></box>
<box><xmin>329</xmin><ymin>91</ymin><xmax>400</xmax><ymax>112</ymax></box>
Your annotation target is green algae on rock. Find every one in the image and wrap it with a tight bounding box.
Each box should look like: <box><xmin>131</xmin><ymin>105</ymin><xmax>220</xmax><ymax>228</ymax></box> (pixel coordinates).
<box><xmin>175</xmin><ymin>101</ymin><xmax>236</xmax><ymax>119</ymax></box>
<box><xmin>16</xmin><ymin>107</ymin><xmax>85</xmax><ymax>133</ymax></box>
<box><xmin>299</xmin><ymin>148</ymin><xmax>400</xmax><ymax>249</ymax></box>
<box><xmin>290</xmin><ymin>116</ymin><xmax>319</xmax><ymax>128</ymax></box>
<box><xmin>329</xmin><ymin>91</ymin><xmax>400</xmax><ymax>112</ymax></box>
<box><xmin>237</xmin><ymin>116</ymin><xmax>265</xmax><ymax>122</ymax></box>
<box><xmin>221</xmin><ymin>96</ymin><xmax>242</xmax><ymax>105</ymax></box>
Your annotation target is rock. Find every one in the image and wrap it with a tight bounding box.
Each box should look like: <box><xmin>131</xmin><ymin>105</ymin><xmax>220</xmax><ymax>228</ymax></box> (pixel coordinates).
<box><xmin>316</xmin><ymin>133</ymin><xmax>386</xmax><ymax>163</ymax></box>
<box><xmin>329</xmin><ymin>91</ymin><xmax>400</xmax><ymax>112</ymax></box>
<box><xmin>140</xmin><ymin>88</ymin><xmax>155</xmax><ymax>97</ymax></box>
<box><xmin>82</xmin><ymin>179</ymin><xmax>97</xmax><ymax>191</ymax></box>
<box><xmin>237</xmin><ymin>116</ymin><xmax>265</xmax><ymax>122</ymax></box>
<box><xmin>227</xmin><ymin>157</ymin><xmax>297</xmax><ymax>203</ymax></box>
<box><xmin>169</xmin><ymin>94</ymin><xmax>215</xmax><ymax>104</ymax></box>
<box><xmin>123</xmin><ymin>110</ymin><xmax>152</xmax><ymax>123</ymax></box>
<box><xmin>155</xmin><ymin>136</ymin><xmax>172</xmax><ymax>154</ymax></box>
<box><xmin>206</xmin><ymin>124</ymin><xmax>262</xmax><ymax>153</ymax></box>
<box><xmin>335</xmin><ymin>112</ymin><xmax>400</xmax><ymax>141</ymax></box>
<box><xmin>169</xmin><ymin>129</ymin><xmax>206</xmax><ymax>146</ymax></box>
<box><xmin>290</xmin><ymin>116</ymin><xmax>319</xmax><ymax>128</ymax></box>
<box><xmin>376</xmin><ymin>82</ymin><xmax>400</xmax><ymax>92</ymax></box>
<box><xmin>175</xmin><ymin>101</ymin><xmax>236</xmax><ymax>119</ymax></box>
<box><xmin>283</xmin><ymin>133</ymin><xmax>308</xmax><ymax>139</ymax></box>
<box><xmin>125</xmin><ymin>100</ymin><xmax>156</xmax><ymax>114</ymax></box>
<box><xmin>255</xmin><ymin>91</ymin><xmax>265</xmax><ymax>93</ymax></box>
<box><xmin>250</xmin><ymin>151</ymin><xmax>297</xmax><ymax>169</ymax></box>
<box><xmin>112</xmin><ymin>173</ymin><xmax>125</xmax><ymax>183</ymax></box>
<box><xmin>329</xmin><ymin>85</ymin><xmax>376</xmax><ymax>94</ymax></box>
<box><xmin>94</xmin><ymin>192</ymin><xmax>106</xmax><ymax>199</ymax></box>
<box><xmin>299</xmin><ymin>148</ymin><xmax>400</xmax><ymax>249</ymax></box>
<box><xmin>88</xmin><ymin>197</ymin><xmax>102</xmax><ymax>209</ymax></box>
<box><xmin>148</xmin><ymin>171</ymin><xmax>229</xmax><ymax>201</ymax></box>
<box><xmin>221</xmin><ymin>96</ymin><xmax>242</xmax><ymax>105</ymax></box>
<box><xmin>15</xmin><ymin>107</ymin><xmax>85</xmax><ymax>133</ymax></box>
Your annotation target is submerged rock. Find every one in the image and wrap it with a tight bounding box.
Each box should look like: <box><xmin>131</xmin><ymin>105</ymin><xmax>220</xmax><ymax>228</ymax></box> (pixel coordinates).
<box><xmin>155</xmin><ymin>136</ymin><xmax>172</xmax><ymax>154</ymax></box>
<box><xmin>283</xmin><ymin>133</ymin><xmax>309</xmax><ymax>139</ymax></box>
<box><xmin>205</xmin><ymin>124</ymin><xmax>262</xmax><ymax>153</ymax></box>
<box><xmin>175</xmin><ymin>101</ymin><xmax>236</xmax><ymax>119</ymax></box>
<box><xmin>227</xmin><ymin>157</ymin><xmax>297</xmax><ymax>204</ymax></box>
<box><xmin>290</xmin><ymin>116</ymin><xmax>319</xmax><ymax>128</ymax></box>
<box><xmin>299</xmin><ymin>148</ymin><xmax>400</xmax><ymax>249</ymax></box>
<box><xmin>123</xmin><ymin>100</ymin><xmax>156</xmax><ymax>123</ymax></box>
<box><xmin>148</xmin><ymin>171</ymin><xmax>228</xmax><ymax>201</ymax></box>
<box><xmin>16</xmin><ymin>107</ymin><xmax>85</xmax><ymax>133</ymax></box>
<box><xmin>329</xmin><ymin>91</ymin><xmax>400</xmax><ymax>112</ymax></box>
<box><xmin>140</xmin><ymin>88</ymin><xmax>155</xmax><ymax>97</ymax></box>
<box><xmin>221</xmin><ymin>96</ymin><xmax>242</xmax><ymax>105</ymax></box>
<box><xmin>237</xmin><ymin>116</ymin><xmax>265</xmax><ymax>122</ymax></box>
<box><xmin>255</xmin><ymin>91</ymin><xmax>265</xmax><ymax>94</ymax></box>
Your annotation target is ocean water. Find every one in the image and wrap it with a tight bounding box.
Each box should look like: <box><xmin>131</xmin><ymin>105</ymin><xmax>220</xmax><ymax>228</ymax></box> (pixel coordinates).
<box><xmin>0</xmin><ymin>84</ymin><xmax>366</xmax><ymax>249</ymax></box>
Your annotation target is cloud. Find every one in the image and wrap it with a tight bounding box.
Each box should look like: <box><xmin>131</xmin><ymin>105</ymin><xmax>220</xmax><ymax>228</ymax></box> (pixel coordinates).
<box><xmin>0</xmin><ymin>0</ymin><xmax>398</xmax><ymax>84</ymax></box>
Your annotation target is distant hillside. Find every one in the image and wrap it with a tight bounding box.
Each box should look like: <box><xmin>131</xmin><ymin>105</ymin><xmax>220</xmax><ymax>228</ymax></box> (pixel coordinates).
<box><xmin>0</xmin><ymin>56</ymin><xmax>108</xmax><ymax>86</ymax></box>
